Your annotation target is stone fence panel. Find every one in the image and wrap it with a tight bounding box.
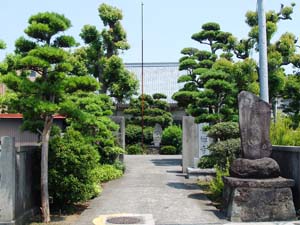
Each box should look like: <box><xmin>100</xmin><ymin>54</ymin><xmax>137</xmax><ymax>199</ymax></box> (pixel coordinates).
<box><xmin>0</xmin><ymin>136</ymin><xmax>39</xmax><ymax>225</ymax></box>
<box><xmin>272</xmin><ymin>145</ymin><xmax>300</xmax><ymax>209</ymax></box>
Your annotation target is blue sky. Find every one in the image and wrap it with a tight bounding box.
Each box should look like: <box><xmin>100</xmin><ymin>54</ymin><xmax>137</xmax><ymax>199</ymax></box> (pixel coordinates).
<box><xmin>0</xmin><ymin>0</ymin><xmax>299</xmax><ymax>63</ymax></box>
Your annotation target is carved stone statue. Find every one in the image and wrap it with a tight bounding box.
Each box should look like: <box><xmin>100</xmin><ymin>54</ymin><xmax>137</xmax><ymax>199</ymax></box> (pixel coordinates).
<box><xmin>153</xmin><ymin>124</ymin><xmax>162</xmax><ymax>147</ymax></box>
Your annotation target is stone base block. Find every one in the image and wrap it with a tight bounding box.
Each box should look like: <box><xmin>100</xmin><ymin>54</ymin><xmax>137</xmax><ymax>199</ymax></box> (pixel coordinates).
<box><xmin>223</xmin><ymin>177</ymin><xmax>296</xmax><ymax>222</ymax></box>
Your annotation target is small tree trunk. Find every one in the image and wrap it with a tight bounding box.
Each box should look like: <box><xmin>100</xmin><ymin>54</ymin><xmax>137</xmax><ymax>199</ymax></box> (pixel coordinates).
<box><xmin>41</xmin><ymin>116</ymin><xmax>53</xmax><ymax>223</ymax></box>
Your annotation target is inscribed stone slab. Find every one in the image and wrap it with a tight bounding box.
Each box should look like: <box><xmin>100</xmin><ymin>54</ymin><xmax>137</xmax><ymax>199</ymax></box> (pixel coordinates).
<box><xmin>238</xmin><ymin>91</ymin><xmax>272</xmax><ymax>159</ymax></box>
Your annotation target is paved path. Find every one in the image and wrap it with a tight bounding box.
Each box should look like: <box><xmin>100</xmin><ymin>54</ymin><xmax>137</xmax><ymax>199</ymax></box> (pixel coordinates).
<box><xmin>74</xmin><ymin>155</ymin><xmax>225</xmax><ymax>225</ymax></box>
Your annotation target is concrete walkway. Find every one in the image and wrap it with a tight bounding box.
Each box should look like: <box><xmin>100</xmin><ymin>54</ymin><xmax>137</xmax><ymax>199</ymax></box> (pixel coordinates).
<box><xmin>73</xmin><ymin>155</ymin><xmax>226</xmax><ymax>225</ymax></box>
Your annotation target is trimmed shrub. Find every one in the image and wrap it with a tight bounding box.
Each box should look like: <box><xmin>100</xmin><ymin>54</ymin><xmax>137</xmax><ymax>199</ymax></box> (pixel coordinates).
<box><xmin>198</xmin><ymin>122</ymin><xmax>241</xmax><ymax>169</ymax></box>
<box><xmin>49</xmin><ymin>128</ymin><xmax>101</xmax><ymax>206</ymax></box>
<box><xmin>207</xmin><ymin>122</ymin><xmax>239</xmax><ymax>141</ymax></box>
<box><xmin>161</xmin><ymin>125</ymin><xmax>182</xmax><ymax>153</ymax></box>
<box><xmin>125</xmin><ymin>124</ymin><xmax>154</xmax><ymax>146</ymax></box>
<box><xmin>160</xmin><ymin>145</ymin><xmax>177</xmax><ymax>155</ymax></box>
<box><xmin>125</xmin><ymin>124</ymin><xmax>142</xmax><ymax>145</ymax></box>
<box><xmin>207</xmin><ymin>138</ymin><xmax>241</xmax><ymax>169</ymax></box>
<box><xmin>101</xmin><ymin>146</ymin><xmax>125</xmax><ymax>165</ymax></box>
<box><xmin>198</xmin><ymin>155</ymin><xmax>219</xmax><ymax>169</ymax></box>
<box><xmin>126</xmin><ymin>144</ymin><xmax>144</xmax><ymax>155</ymax></box>
<box><xmin>144</xmin><ymin>126</ymin><xmax>154</xmax><ymax>145</ymax></box>
<box><xmin>113</xmin><ymin>160</ymin><xmax>126</xmax><ymax>172</ymax></box>
<box><xmin>94</xmin><ymin>164</ymin><xmax>123</xmax><ymax>183</ymax></box>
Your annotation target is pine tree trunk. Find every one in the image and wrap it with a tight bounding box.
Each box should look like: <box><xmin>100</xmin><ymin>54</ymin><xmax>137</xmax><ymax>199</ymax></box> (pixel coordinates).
<box><xmin>41</xmin><ymin>116</ymin><xmax>53</xmax><ymax>223</ymax></box>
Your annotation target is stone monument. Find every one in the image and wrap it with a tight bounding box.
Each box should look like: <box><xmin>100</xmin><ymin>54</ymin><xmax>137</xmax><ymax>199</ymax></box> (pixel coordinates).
<box><xmin>223</xmin><ymin>91</ymin><xmax>296</xmax><ymax>222</ymax></box>
<box><xmin>153</xmin><ymin>123</ymin><xmax>163</xmax><ymax>147</ymax></box>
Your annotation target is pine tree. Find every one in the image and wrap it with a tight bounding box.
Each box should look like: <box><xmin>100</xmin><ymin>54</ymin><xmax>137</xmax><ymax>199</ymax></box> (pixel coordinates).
<box><xmin>1</xmin><ymin>12</ymin><xmax>98</xmax><ymax>222</ymax></box>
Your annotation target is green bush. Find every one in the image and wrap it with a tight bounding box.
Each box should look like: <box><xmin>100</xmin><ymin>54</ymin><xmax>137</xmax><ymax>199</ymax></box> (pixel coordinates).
<box><xmin>209</xmin><ymin>161</ymin><xmax>229</xmax><ymax>201</ymax></box>
<box><xmin>144</xmin><ymin>126</ymin><xmax>154</xmax><ymax>145</ymax></box>
<box><xmin>207</xmin><ymin>138</ymin><xmax>241</xmax><ymax>169</ymax></box>
<box><xmin>270</xmin><ymin>113</ymin><xmax>300</xmax><ymax>146</ymax></box>
<box><xmin>94</xmin><ymin>164</ymin><xmax>123</xmax><ymax>183</ymax></box>
<box><xmin>198</xmin><ymin>155</ymin><xmax>219</xmax><ymax>169</ymax></box>
<box><xmin>161</xmin><ymin>125</ymin><xmax>182</xmax><ymax>153</ymax></box>
<box><xmin>101</xmin><ymin>146</ymin><xmax>125</xmax><ymax>164</ymax></box>
<box><xmin>49</xmin><ymin>128</ymin><xmax>101</xmax><ymax>206</ymax></box>
<box><xmin>113</xmin><ymin>160</ymin><xmax>126</xmax><ymax>172</ymax></box>
<box><xmin>207</xmin><ymin>122</ymin><xmax>240</xmax><ymax>141</ymax></box>
<box><xmin>125</xmin><ymin>125</ymin><xmax>153</xmax><ymax>145</ymax></box>
<box><xmin>125</xmin><ymin>124</ymin><xmax>142</xmax><ymax>145</ymax></box>
<box><xmin>126</xmin><ymin>144</ymin><xmax>144</xmax><ymax>155</ymax></box>
<box><xmin>160</xmin><ymin>145</ymin><xmax>177</xmax><ymax>155</ymax></box>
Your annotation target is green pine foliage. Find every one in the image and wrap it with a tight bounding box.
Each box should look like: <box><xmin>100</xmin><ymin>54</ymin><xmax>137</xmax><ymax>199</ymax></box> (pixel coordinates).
<box><xmin>124</xmin><ymin>93</ymin><xmax>173</xmax><ymax>151</ymax></box>
<box><xmin>0</xmin><ymin>12</ymin><xmax>95</xmax><ymax>221</ymax></box>
<box><xmin>0</xmin><ymin>10</ymin><xmax>127</xmax><ymax>214</ymax></box>
<box><xmin>124</xmin><ymin>94</ymin><xmax>173</xmax><ymax>129</ymax></box>
<box><xmin>172</xmin><ymin>23</ymin><xmax>242</xmax><ymax>124</ymax></box>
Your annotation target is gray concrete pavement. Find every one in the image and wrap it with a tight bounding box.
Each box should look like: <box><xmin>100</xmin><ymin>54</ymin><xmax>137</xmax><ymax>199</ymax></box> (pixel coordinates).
<box><xmin>73</xmin><ymin>155</ymin><xmax>226</xmax><ymax>225</ymax></box>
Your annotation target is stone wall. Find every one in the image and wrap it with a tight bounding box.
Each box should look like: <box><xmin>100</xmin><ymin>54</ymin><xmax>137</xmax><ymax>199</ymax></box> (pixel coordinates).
<box><xmin>0</xmin><ymin>137</ymin><xmax>39</xmax><ymax>225</ymax></box>
<box><xmin>272</xmin><ymin>145</ymin><xmax>300</xmax><ymax>209</ymax></box>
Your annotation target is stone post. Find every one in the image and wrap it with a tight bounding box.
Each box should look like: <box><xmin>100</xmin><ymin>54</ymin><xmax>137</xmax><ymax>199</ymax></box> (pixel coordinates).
<box><xmin>0</xmin><ymin>136</ymin><xmax>16</xmax><ymax>224</ymax></box>
<box><xmin>182</xmin><ymin>116</ymin><xmax>199</xmax><ymax>173</ymax></box>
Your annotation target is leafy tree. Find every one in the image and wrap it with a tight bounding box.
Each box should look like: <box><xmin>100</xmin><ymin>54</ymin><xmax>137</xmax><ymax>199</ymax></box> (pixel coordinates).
<box><xmin>80</xmin><ymin>3</ymin><xmax>138</xmax><ymax>103</ymax></box>
<box><xmin>124</xmin><ymin>93</ymin><xmax>173</xmax><ymax>129</ymax></box>
<box><xmin>282</xmin><ymin>75</ymin><xmax>300</xmax><ymax>128</ymax></box>
<box><xmin>174</xmin><ymin>3</ymin><xmax>297</xmax><ymax>125</ymax></box>
<box><xmin>1</xmin><ymin>12</ymin><xmax>98</xmax><ymax>222</ymax></box>
<box><xmin>244</xmin><ymin>3</ymin><xmax>296</xmax><ymax>105</ymax></box>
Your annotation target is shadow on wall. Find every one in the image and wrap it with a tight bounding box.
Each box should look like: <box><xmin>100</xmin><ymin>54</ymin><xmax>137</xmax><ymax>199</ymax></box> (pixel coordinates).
<box><xmin>150</xmin><ymin>158</ymin><xmax>181</xmax><ymax>166</ymax></box>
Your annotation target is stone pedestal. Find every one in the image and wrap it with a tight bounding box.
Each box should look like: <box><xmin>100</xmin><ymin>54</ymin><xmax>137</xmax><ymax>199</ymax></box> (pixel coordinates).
<box><xmin>223</xmin><ymin>177</ymin><xmax>296</xmax><ymax>222</ymax></box>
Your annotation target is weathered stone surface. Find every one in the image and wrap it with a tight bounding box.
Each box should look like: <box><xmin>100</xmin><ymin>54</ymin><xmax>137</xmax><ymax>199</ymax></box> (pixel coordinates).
<box><xmin>223</xmin><ymin>181</ymin><xmax>296</xmax><ymax>222</ymax></box>
<box><xmin>238</xmin><ymin>91</ymin><xmax>272</xmax><ymax>159</ymax></box>
<box><xmin>153</xmin><ymin>123</ymin><xmax>163</xmax><ymax>147</ymax></box>
<box><xmin>0</xmin><ymin>137</ymin><xmax>16</xmax><ymax>222</ymax></box>
<box><xmin>223</xmin><ymin>177</ymin><xmax>295</xmax><ymax>188</ymax></box>
<box><xmin>182</xmin><ymin>116</ymin><xmax>199</xmax><ymax>173</ymax></box>
<box><xmin>230</xmin><ymin>157</ymin><xmax>280</xmax><ymax>178</ymax></box>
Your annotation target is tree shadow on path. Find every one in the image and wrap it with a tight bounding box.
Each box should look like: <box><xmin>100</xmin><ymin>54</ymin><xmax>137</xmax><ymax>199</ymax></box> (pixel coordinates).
<box><xmin>167</xmin><ymin>182</ymin><xmax>200</xmax><ymax>190</ymax></box>
<box><xmin>150</xmin><ymin>158</ymin><xmax>181</xmax><ymax>166</ymax></box>
<box><xmin>188</xmin><ymin>193</ymin><xmax>226</xmax><ymax>220</ymax></box>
